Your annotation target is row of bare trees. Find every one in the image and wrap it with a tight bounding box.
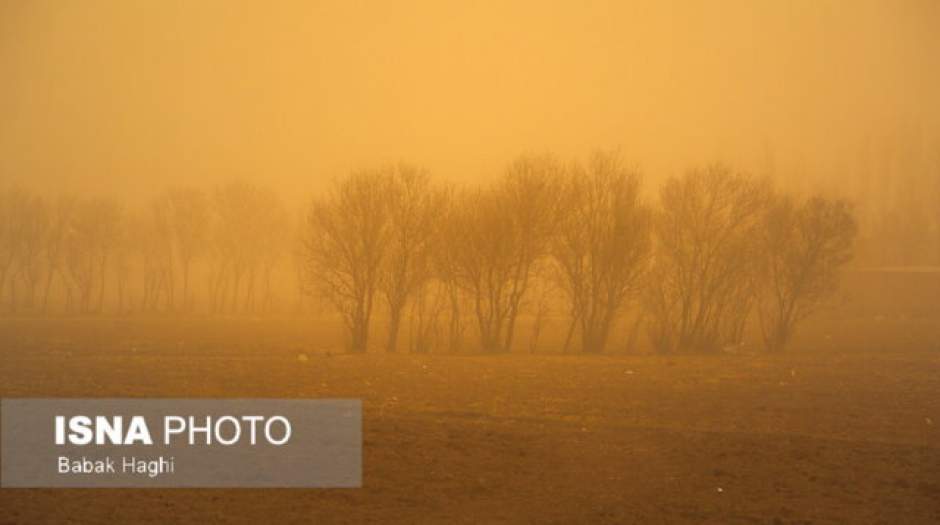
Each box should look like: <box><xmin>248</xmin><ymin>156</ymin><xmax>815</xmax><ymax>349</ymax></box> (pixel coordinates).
<box><xmin>0</xmin><ymin>182</ymin><xmax>291</xmax><ymax>316</ymax></box>
<box><xmin>0</xmin><ymin>191</ymin><xmax>122</xmax><ymax>314</ymax></box>
<box><xmin>642</xmin><ymin>166</ymin><xmax>857</xmax><ymax>353</ymax></box>
<box><xmin>299</xmin><ymin>153</ymin><xmax>857</xmax><ymax>354</ymax></box>
<box><xmin>0</xmin><ymin>154</ymin><xmax>856</xmax><ymax>353</ymax></box>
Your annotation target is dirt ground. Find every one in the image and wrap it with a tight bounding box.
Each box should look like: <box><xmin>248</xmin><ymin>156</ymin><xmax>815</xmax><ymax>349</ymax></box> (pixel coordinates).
<box><xmin>1</xmin><ymin>318</ymin><xmax>939</xmax><ymax>524</ymax></box>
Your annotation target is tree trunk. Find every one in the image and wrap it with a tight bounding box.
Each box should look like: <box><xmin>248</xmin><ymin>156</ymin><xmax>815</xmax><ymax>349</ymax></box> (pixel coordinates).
<box><xmin>386</xmin><ymin>301</ymin><xmax>404</xmax><ymax>353</ymax></box>
<box><xmin>562</xmin><ymin>314</ymin><xmax>578</xmax><ymax>353</ymax></box>
<box><xmin>10</xmin><ymin>276</ymin><xmax>17</xmax><ymax>314</ymax></box>
<box><xmin>447</xmin><ymin>286</ymin><xmax>461</xmax><ymax>353</ymax></box>
<box><xmin>0</xmin><ymin>267</ymin><xmax>8</xmax><ymax>311</ymax></box>
<box><xmin>181</xmin><ymin>260</ymin><xmax>190</xmax><ymax>312</ymax></box>
<box><xmin>624</xmin><ymin>311</ymin><xmax>644</xmax><ymax>353</ymax></box>
<box><xmin>350</xmin><ymin>310</ymin><xmax>368</xmax><ymax>353</ymax></box>
<box><xmin>97</xmin><ymin>258</ymin><xmax>108</xmax><ymax>313</ymax></box>
<box><xmin>231</xmin><ymin>271</ymin><xmax>242</xmax><ymax>314</ymax></box>
<box><xmin>42</xmin><ymin>269</ymin><xmax>55</xmax><ymax>313</ymax></box>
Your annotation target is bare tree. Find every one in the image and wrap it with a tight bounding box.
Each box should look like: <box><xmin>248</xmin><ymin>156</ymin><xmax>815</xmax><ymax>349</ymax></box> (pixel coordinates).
<box><xmin>93</xmin><ymin>200</ymin><xmax>121</xmax><ymax>313</ymax></box>
<box><xmin>644</xmin><ymin>164</ymin><xmax>772</xmax><ymax>353</ymax></box>
<box><xmin>0</xmin><ymin>187</ymin><xmax>31</xmax><ymax>310</ymax></box>
<box><xmin>206</xmin><ymin>205</ymin><xmax>229</xmax><ymax>314</ymax></box>
<box><xmin>66</xmin><ymin>198</ymin><xmax>122</xmax><ymax>313</ymax></box>
<box><xmin>64</xmin><ymin>199</ymin><xmax>110</xmax><ymax>313</ymax></box>
<box><xmin>526</xmin><ymin>276</ymin><xmax>555</xmax><ymax>354</ymax></box>
<box><xmin>756</xmin><ymin>195</ymin><xmax>857</xmax><ymax>351</ymax></box>
<box><xmin>433</xmin><ymin>185</ymin><xmax>467</xmax><ymax>352</ymax></box>
<box><xmin>41</xmin><ymin>195</ymin><xmax>77</xmax><ymax>312</ymax></box>
<box><xmin>210</xmin><ymin>182</ymin><xmax>281</xmax><ymax>314</ymax></box>
<box><xmin>112</xmin><ymin>209</ymin><xmax>135</xmax><ymax>314</ymax></box>
<box><xmin>552</xmin><ymin>152</ymin><xmax>652</xmax><ymax>354</ymax></box>
<box><xmin>256</xmin><ymin>194</ymin><xmax>290</xmax><ymax>314</ymax></box>
<box><xmin>11</xmin><ymin>192</ymin><xmax>48</xmax><ymax>311</ymax></box>
<box><xmin>407</xmin><ymin>280</ymin><xmax>448</xmax><ymax>354</ymax></box>
<box><xmin>133</xmin><ymin>209</ymin><xmax>173</xmax><ymax>313</ymax></box>
<box><xmin>379</xmin><ymin>163</ymin><xmax>445</xmax><ymax>352</ymax></box>
<box><xmin>163</xmin><ymin>187</ymin><xmax>210</xmax><ymax>311</ymax></box>
<box><xmin>290</xmin><ymin>212</ymin><xmax>311</xmax><ymax>314</ymax></box>
<box><xmin>447</xmin><ymin>188</ymin><xmax>512</xmax><ymax>352</ymax></box>
<box><xmin>150</xmin><ymin>197</ymin><xmax>177</xmax><ymax>310</ymax></box>
<box><xmin>301</xmin><ymin>171</ymin><xmax>391</xmax><ymax>352</ymax></box>
<box><xmin>449</xmin><ymin>155</ymin><xmax>561</xmax><ymax>353</ymax></box>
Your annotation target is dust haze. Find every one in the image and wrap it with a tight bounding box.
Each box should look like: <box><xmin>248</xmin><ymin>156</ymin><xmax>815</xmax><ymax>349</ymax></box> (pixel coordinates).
<box><xmin>1</xmin><ymin>1</ymin><xmax>939</xmax><ymax>524</ymax></box>
<box><xmin>3</xmin><ymin>1</ymin><xmax>939</xmax><ymax>199</ymax></box>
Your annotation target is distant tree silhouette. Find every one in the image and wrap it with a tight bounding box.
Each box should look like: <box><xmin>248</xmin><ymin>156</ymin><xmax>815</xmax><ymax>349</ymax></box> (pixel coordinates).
<box><xmin>302</xmin><ymin>171</ymin><xmax>392</xmax><ymax>352</ymax></box>
<box><xmin>0</xmin><ymin>154</ymin><xmax>863</xmax><ymax>347</ymax></box>
<box><xmin>644</xmin><ymin>165</ymin><xmax>772</xmax><ymax>353</ymax></box>
<box><xmin>41</xmin><ymin>195</ymin><xmax>77</xmax><ymax>312</ymax></box>
<box><xmin>0</xmin><ymin>189</ymin><xmax>49</xmax><ymax>313</ymax></box>
<box><xmin>210</xmin><ymin>182</ymin><xmax>284</xmax><ymax>314</ymax></box>
<box><xmin>552</xmin><ymin>151</ymin><xmax>652</xmax><ymax>354</ymax></box>
<box><xmin>0</xmin><ymin>187</ymin><xmax>31</xmax><ymax>311</ymax></box>
<box><xmin>162</xmin><ymin>187</ymin><xmax>210</xmax><ymax>311</ymax></box>
<box><xmin>379</xmin><ymin>163</ymin><xmax>445</xmax><ymax>352</ymax></box>
<box><xmin>756</xmin><ymin>195</ymin><xmax>857</xmax><ymax>352</ymax></box>
<box><xmin>433</xmin><ymin>185</ymin><xmax>468</xmax><ymax>352</ymax></box>
<box><xmin>448</xmin><ymin>155</ymin><xmax>562</xmax><ymax>353</ymax></box>
<box><xmin>63</xmin><ymin>198</ymin><xmax>121</xmax><ymax>313</ymax></box>
<box><xmin>112</xmin><ymin>210</ymin><xmax>133</xmax><ymax>314</ymax></box>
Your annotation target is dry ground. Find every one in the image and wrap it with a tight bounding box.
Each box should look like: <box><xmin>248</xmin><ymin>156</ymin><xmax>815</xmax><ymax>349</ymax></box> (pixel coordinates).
<box><xmin>1</xmin><ymin>318</ymin><xmax>939</xmax><ymax>524</ymax></box>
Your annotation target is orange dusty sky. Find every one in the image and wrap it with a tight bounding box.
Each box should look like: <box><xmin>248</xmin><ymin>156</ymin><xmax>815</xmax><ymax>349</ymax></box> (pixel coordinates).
<box><xmin>2</xmin><ymin>0</ymin><xmax>939</xmax><ymax>203</ymax></box>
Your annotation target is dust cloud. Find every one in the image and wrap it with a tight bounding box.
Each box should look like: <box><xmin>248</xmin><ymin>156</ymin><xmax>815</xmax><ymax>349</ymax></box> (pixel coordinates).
<box><xmin>2</xmin><ymin>2</ymin><xmax>939</xmax><ymax>523</ymax></box>
<box><xmin>2</xmin><ymin>1</ymin><xmax>938</xmax><ymax>200</ymax></box>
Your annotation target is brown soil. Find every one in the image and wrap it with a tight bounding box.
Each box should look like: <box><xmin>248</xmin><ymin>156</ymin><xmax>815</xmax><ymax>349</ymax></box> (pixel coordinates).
<box><xmin>1</xmin><ymin>318</ymin><xmax>939</xmax><ymax>524</ymax></box>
